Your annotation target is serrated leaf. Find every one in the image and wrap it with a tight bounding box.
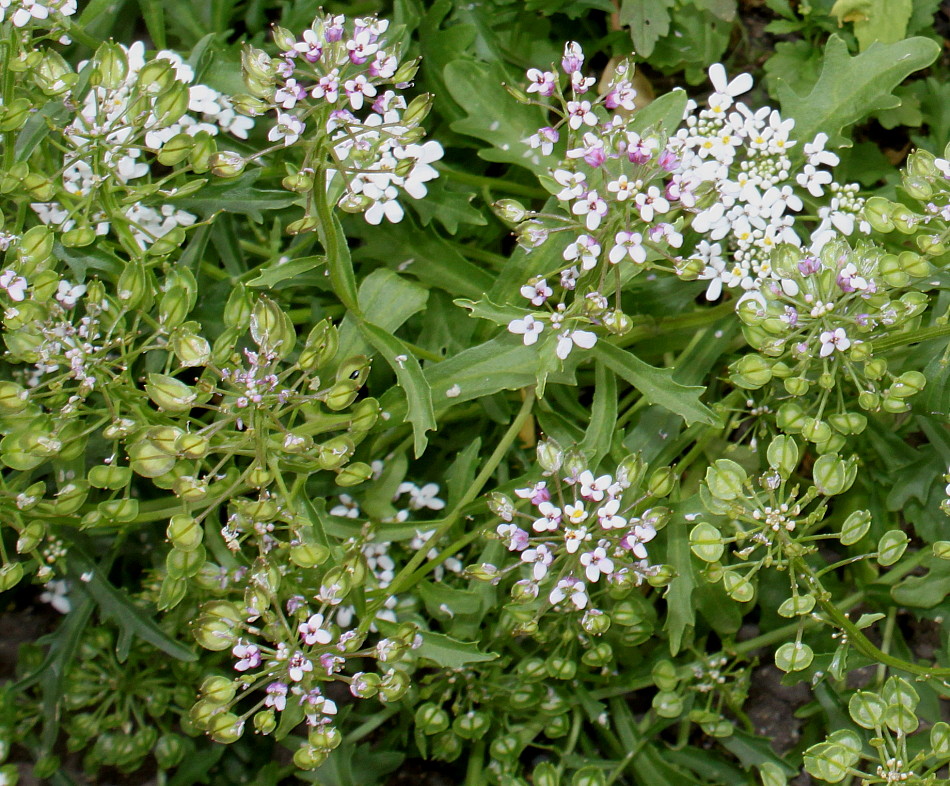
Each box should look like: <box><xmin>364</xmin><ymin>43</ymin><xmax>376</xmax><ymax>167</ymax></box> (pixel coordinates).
<box><xmin>360</xmin><ymin>322</ymin><xmax>436</xmax><ymax>457</ymax></box>
<box><xmin>593</xmin><ymin>341</ymin><xmax>718</xmax><ymax>426</ymax></box>
<box><xmin>774</xmin><ymin>35</ymin><xmax>940</xmax><ymax>149</ymax></box>
<box><xmin>619</xmin><ymin>0</ymin><xmax>674</xmax><ymax>58</ymax></box>
<box><xmin>891</xmin><ymin>556</ymin><xmax>950</xmax><ymax>608</ymax></box>
<box><xmin>414</xmin><ymin>630</ymin><xmax>498</xmax><ymax>668</ymax></box>
<box><xmin>444</xmin><ymin>59</ymin><xmax>550</xmax><ymax>174</ymax></box>
<box><xmin>830</xmin><ymin>0</ymin><xmax>912</xmax><ymax>50</ymax></box>
<box><xmin>174</xmin><ymin>169</ymin><xmax>297</xmax><ymax>222</ymax></box>
<box><xmin>247</xmin><ymin>256</ymin><xmax>325</xmax><ymax>288</ymax></box>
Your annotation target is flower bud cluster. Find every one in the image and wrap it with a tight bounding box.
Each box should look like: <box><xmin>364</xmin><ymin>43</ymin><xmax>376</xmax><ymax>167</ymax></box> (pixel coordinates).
<box><xmin>731</xmin><ymin>238</ymin><xmax>929</xmax><ymax>447</ymax></box>
<box><xmin>249</xmin><ymin>13</ymin><xmax>443</xmax><ymax>225</ymax></box>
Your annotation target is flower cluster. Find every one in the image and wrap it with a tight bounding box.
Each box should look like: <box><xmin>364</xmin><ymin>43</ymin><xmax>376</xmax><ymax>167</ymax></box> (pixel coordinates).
<box><xmin>246</xmin><ymin>13</ymin><xmax>443</xmax><ymax>225</ymax></box>
<box><xmin>483</xmin><ymin>441</ymin><xmax>669</xmax><ymax>633</ymax></box>
<box><xmin>0</xmin><ymin>0</ymin><xmax>75</xmax><ymax>32</ymax></box>
<box><xmin>31</xmin><ymin>41</ymin><xmax>252</xmax><ymax>251</ymax></box>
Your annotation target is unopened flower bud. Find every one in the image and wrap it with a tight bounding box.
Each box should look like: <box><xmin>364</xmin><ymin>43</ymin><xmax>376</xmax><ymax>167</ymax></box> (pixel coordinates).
<box><xmin>393</xmin><ymin>57</ymin><xmax>421</xmax><ymax>85</ymax></box>
<box><xmin>603</xmin><ymin>309</ymin><xmax>632</xmax><ymax>335</ymax></box>
<box><xmin>537</xmin><ymin>438</ymin><xmax>563</xmax><ymax>473</ymax></box>
<box><xmin>335</xmin><ymin>461</ymin><xmax>372</xmax><ymax>486</ymax></box>
<box><xmin>281</xmin><ymin>171</ymin><xmax>314</xmax><ymax>192</ymax></box>
<box><xmin>647</xmin><ymin>466</ymin><xmax>676</xmax><ymax>498</ymax></box>
<box><xmin>378</xmin><ymin>669</ymin><xmax>410</xmax><ymax>702</ymax></box>
<box><xmin>464</xmin><ymin>563</ymin><xmax>499</xmax><ymax>582</ymax></box>
<box><xmin>493</xmin><ymin>199</ymin><xmax>527</xmax><ymax>223</ymax></box>
<box><xmin>287</xmin><ymin>216</ymin><xmax>320</xmax><ymax>234</ymax></box>
<box><xmin>581</xmin><ymin>608</ymin><xmax>611</xmax><ymax>636</ymax></box>
<box><xmin>16</xmin><ymin>522</ymin><xmax>45</xmax><ymax>553</ymax></box>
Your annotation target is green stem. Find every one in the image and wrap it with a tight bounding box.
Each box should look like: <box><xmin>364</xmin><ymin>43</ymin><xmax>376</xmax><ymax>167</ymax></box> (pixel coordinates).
<box><xmin>871</xmin><ymin>323</ymin><xmax>950</xmax><ymax>352</ymax></box>
<box><xmin>361</xmin><ymin>389</ymin><xmax>536</xmax><ymax>628</ymax></box>
<box><xmin>436</xmin><ymin>165</ymin><xmax>548</xmax><ymax>200</ymax></box>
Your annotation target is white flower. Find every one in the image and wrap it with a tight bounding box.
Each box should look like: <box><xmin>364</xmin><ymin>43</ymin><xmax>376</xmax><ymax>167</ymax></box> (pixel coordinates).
<box><xmin>564</xmin><ymin>501</ymin><xmax>587</xmax><ymax>525</ymax></box>
<box><xmin>298</xmin><ymin>613</ymin><xmax>333</xmax><ymax>646</ymax></box>
<box><xmin>344</xmin><ymin>74</ymin><xmax>376</xmax><ymax>110</ymax></box>
<box><xmin>508</xmin><ymin>314</ymin><xmax>544</xmax><ymax>345</ymax></box>
<box><xmin>597</xmin><ymin>499</ymin><xmax>626</xmax><ymax>530</ymax></box>
<box><xmin>287</xmin><ymin>652</ymin><xmax>314</xmax><ymax>682</ymax></box>
<box><xmin>572</xmin><ymin>190</ymin><xmax>607</xmax><ymax>230</ymax></box>
<box><xmin>804</xmin><ymin>133</ymin><xmax>839</xmax><ymax>167</ymax></box>
<box><xmin>553</xmin><ymin>169</ymin><xmax>587</xmax><ymax>201</ymax></box>
<box><xmin>520</xmin><ymin>278</ymin><xmax>552</xmax><ymax>306</ymax></box>
<box><xmin>0</xmin><ymin>270</ymin><xmax>27</xmax><ymax>301</ymax></box>
<box><xmin>608</xmin><ymin>231</ymin><xmax>646</xmax><ymax>264</ymax></box>
<box><xmin>330</xmin><ymin>494</ymin><xmax>360</xmax><ymax>518</ymax></box>
<box><xmin>549</xmin><ymin>577</ymin><xmax>588</xmax><ymax>609</ymax></box>
<box><xmin>268</xmin><ymin>112</ymin><xmax>304</xmax><ymax>146</ymax></box>
<box><xmin>579</xmin><ymin>470</ymin><xmax>611</xmax><ymax>502</ymax></box>
<box><xmin>566</xmin><ymin>100</ymin><xmax>597</xmax><ymax>130</ymax></box>
<box><xmin>819</xmin><ymin>327</ymin><xmax>850</xmax><ymax>357</ymax></box>
<box><xmin>522</xmin><ymin>544</ymin><xmax>554</xmax><ymax>580</ymax></box>
<box><xmin>39</xmin><ymin>579</ymin><xmax>71</xmax><ymax>614</ymax></box>
<box><xmin>634</xmin><ymin>186</ymin><xmax>669</xmax><ymax>222</ymax></box>
<box><xmin>555</xmin><ymin>329</ymin><xmax>597</xmax><ymax>359</ymax></box>
<box><xmin>232</xmin><ymin>641</ymin><xmax>262</xmax><ymax>671</ymax></box>
<box><xmin>528</xmin><ymin>126</ymin><xmax>559</xmax><ymax>156</ymax></box>
<box><xmin>363</xmin><ymin>183</ymin><xmax>404</xmax><ymax>224</ymax></box>
<box><xmin>312</xmin><ymin>70</ymin><xmax>340</xmax><ymax>103</ymax></box>
<box><xmin>707</xmin><ymin>63</ymin><xmax>753</xmax><ymax>114</ymax></box>
<box><xmin>56</xmin><ymin>280</ymin><xmax>86</xmax><ymax>307</ymax></box>
<box><xmin>526</xmin><ymin>68</ymin><xmax>556</xmax><ymax>96</ymax></box>
<box><xmin>532</xmin><ymin>500</ymin><xmax>562</xmax><ymax>532</ymax></box>
<box><xmin>580</xmin><ymin>547</ymin><xmax>614</xmax><ymax>582</ymax></box>
<box><xmin>563</xmin><ymin>234</ymin><xmax>601</xmax><ymax>270</ymax></box>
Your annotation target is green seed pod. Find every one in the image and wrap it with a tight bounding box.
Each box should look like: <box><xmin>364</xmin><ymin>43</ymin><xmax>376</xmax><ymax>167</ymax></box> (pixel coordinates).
<box><xmin>891</xmin><ymin>206</ymin><xmax>919</xmax><ymax>234</ymax></box>
<box><xmin>0</xmin><ymin>97</ymin><xmax>31</xmax><ymax>131</ymax></box>
<box><xmin>898</xmin><ymin>250</ymin><xmax>929</xmax><ymax>278</ymax></box>
<box><xmin>704</xmin><ymin>459</ymin><xmax>747</xmax><ymax>501</ymax></box>
<box><xmin>186</xmin><ymin>134</ymin><xmax>216</xmax><ymax>176</ymax></box>
<box><xmin>813</xmin><ymin>453</ymin><xmax>850</xmax><ymax>496</ymax></box>
<box><xmin>293</xmin><ymin>746</ymin><xmax>328</xmax><ymax>771</ymax></box>
<box><xmin>62</xmin><ymin>226</ymin><xmax>96</xmax><ymax>248</ymax></box>
<box><xmin>918</xmin><ymin>232</ymin><xmax>947</xmax><ymax>256</ymax></box>
<box><xmin>201</xmin><ymin>675</ymin><xmax>236</xmax><ymax>704</ymax></box>
<box><xmin>335</xmin><ymin>461</ymin><xmax>372</xmax><ymax>487</ymax></box>
<box><xmin>403</xmin><ymin>93</ymin><xmax>434</xmax><ymax>127</ymax></box>
<box><xmin>0</xmin><ymin>381</ymin><xmax>28</xmax><ymax>413</ymax></box>
<box><xmin>581</xmin><ymin>641</ymin><xmax>614</xmax><ymax>668</ymax></box>
<box><xmin>378</xmin><ymin>669</ymin><xmax>410</xmax><ymax>702</ymax></box>
<box><xmin>167</xmin><ymin>514</ymin><xmax>203</xmax><ymax>551</ymax></box>
<box><xmin>250</xmin><ymin>296</ymin><xmax>296</xmax><ymax>358</ymax></box>
<box><xmin>158</xmin><ymin>284</ymin><xmax>191</xmax><ymax>327</ymax></box>
<box><xmin>490</xmin><ymin>734</ymin><xmax>522</xmax><ymax>762</ymax></box>
<box><xmin>782</xmin><ymin>376</ymin><xmax>808</xmax><ymax>397</ymax></box>
<box><xmin>308</xmin><ymin>725</ymin><xmax>342</xmax><ymax>750</ymax></box>
<box><xmin>210</xmin><ymin>152</ymin><xmax>247</xmax><ymax>178</ymax></box>
<box><xmin>157</xmin><ymin>133</ymin><xmax>195</xmax><ymax>166</ymax></box>
<box><xmin>166</xmin><ymin>545</ymin><xmax>205</xmax><ymax>577</ymax></box>
<box><xmin>674</xmin><ymin>255</ymin><xmax>704</xmax><ymax>280</ymax></box>
<box><xmin>153</xmin><ymin>82</ymin><xmax>191</xmax><ymax>127</ymax></box>
<box><xmin>767</xmin><ymin>435</ymin><xmax>799</xmax><ymax>477</ymax></box>
<box><xmin>176</xmin><ymin>432</ymin><xmax>209</xmax><ymax>459</ymax></box>
<box><xmin>282</xmin><ymin>171</ymin><xmax>314</xmax><ymax>192</ymax></box>
<box><xmin>349</xmin><ymin>672</ymin><xmax>380</xmax><ymax>698</ymax></box>
<box><xmin>393</xmin><ymin>56</ymin><xmax>421</xmax><ymax>85</ymax></box>
<box><xmin>116</xmin><ymin>261</ymin><xmax>150</xmax><ymax>310</ymax></box>
<box><xmin>858</xmin><ymin>391</ymin><xmax>880</xmax><ymax>411</ymax></box>
<box><xmin>321</xmin><ymin>379</ymin><xmax>358</xmax><ymax>411</ymax></box>
<box><xmin>493</xmin><ymin>199</ymin><xmax>528</xmax><ymax>224</ymax></box>
<box><xmin>297</xmin><ymin>319</ymin><xmax>338</xmax><ymax>370</ymax></box>
<box><xmin>208</xmin><ymin>712</ymin><xmax>244</xmax><ymax>744</ymax></box>
<box><xmin>902</xmin><ymin>174</ymin><xmax>932</xmax><ymax>201</ymax></box>
<box><xmin>241</xmin><ymin>46</ymin><xmax>275</xmax><ymax>87</ymax></box>
<box><xmin>731</xmin><ymin>354</ymin><xmax>772</xmax><ymax>389</ymax></box>
<box><xmin>18</xmin><ymin>225</ymin><xmax>54</xmax><ymax>275</ymax></box>
<box><xmin>289</xmin><ymin>541</ymin><xmax>330</xmax><ymax>569</ymax></box>
<box><xmin>16</xmin><ymin>522</ymin><xmax>45</xmax><ymax>553</ymax></box>
<box><xmin>147</xmin><ymin>374</ymin><xmax>197</xmax><ymax>412</ymax></box>
<box><xmin>33</xmin><ymin>754</ymin><xmax>61</xmax><ymax>780</ymax></box>
<box><xmin>801</xmin><ymin>418</ymin><xmax>832</xmax><ymax>444</ymax></box>
<box><xmin>453</xmin><ymin>711</ymin><xmax>490</xmax><ymax>740</ymax></box>
<box><xmin>287</xmin><ymin>216</ymin><xmax>320</xmax><ymax>234</ymax></box>
<box><xmin>545</xmin><ymin>657</ymin><xmax>577</xmax><ymax>680</ymax></box>
<box><xmin>34</xmin><ymin>51</ymin><xmax>75</xmax><ymax>96</ymax></box>
<box><xmin>154</xmin><ymin>733</ymin><xmax>185</xmax><ymax>770</ymax></box>
<box><xmin>0</xmin><ymin>562</ymin><xmax>24</xmax><ymax>591</ymax></box>
<box><xmin>192</xmin><ymin>616</ymin><xmax>237</xmax><ymax>651</ymax></box>
<box><xmin>544</xmin><ymin>714</ymin><xmax>570</xmax><ymax>739</ymax></box>
<box><xmin>253</xmin><ymin>710</ymin><xmax>276</xmax><ymax>735</ymax></box>
<box><xmin>647</xmin><ymin>466</ymin><xmax>675</xmax><ymax>498</ymax></box>
<box><xmin>828</xmin><ymin>412</ymin><xmax>867</xmax><ymax>435</ymax></box>
<box><xmin>172</xmin><ymin>330</ymin><xmax>211</xmax><ymax>368</ymax></box>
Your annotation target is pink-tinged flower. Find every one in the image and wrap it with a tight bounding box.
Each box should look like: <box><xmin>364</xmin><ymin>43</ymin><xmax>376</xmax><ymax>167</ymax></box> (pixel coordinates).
<box><xmin>625</xmin><ymin>131</ymin><xmax>658</xmax><ymax>163</ymax></box>
<box><xmin>605</xmin><ymin>83</ymin><xmax>637</xmax><ymax>111</ymax></box>
<box><xmin>293</xmin><ymin>29</ymin><xmax>323</xmax><ymax>62</ymax></box>
<box><xmin>819</xmin><ymin>328</ymin><xmax>850</xmax><ymax>357</ymax></box>
<box><xmin>0</xmin><ymin>270</ymin><xmax>27</xmax><ymax>302</ymax></box>
<box><xmin>798</xmin><ymin>256</ymin><xmax>821</xmax><ymax>276</ymax></box>
<box><xmin>515</xmin><ymin>481</ymin><xmax>550</xmax><ymax>505</ymax></box>
<box><xmin>526</xmin><ymin>68</ymin><xmax>557</xmax><ymax>96</ymax></box>
<box><xmin>347</xmin><ymin>30</ymin><xmax>379</xmax><ymax>63</ymax></box>
<box><xmin>561</xmin><ymin>41</ymin><xmax>584</xmax><ymax>74</ymax></box>
<box><xmin>521</xmin><ymin>278</ymin><xmax>553</xmax><ymax>306</ymax></box>
<box><xmin>370</xmin><ymin>51</ymin><xmax>397</xmax><ymax>79</ymax></box>
<box><xmin>553</xmin><ymin>168</ymin><xmax>587</xmax><ymax>200</ymax></box>
<box><xmin>275</xmin><ymin>79</ymin><xmax>307</xmax><ymax>109</ymax></box>
<box><xmin>566</xmin><ymin>132</ymin><xmax>605</xmax><ymax>167</ymax></box>
<box><xmin>649</xmin><ymin>222</ymin><xmax>683</xmax><ymax>248</ymax></box>
<box><xmin>311</xmin><ymin>70</ymin><xmax>340</xmax><ymax>103</ymax></box>
<box><xmin>528</xmin><ymin>126</ymin><xmax>559</xmax><ymax>156</ymax></box>
<box><xmin>268</xmin><ymin>113</ymin><xmax>305</xmax><ymax>146</ymax></box>
<box><xmin>657</xmin><ymin>149</ymin><xmax>679</xmax><ymax>171</ymax></box>
<box><xmin>287</xmin><ymin>651</ymin><xmax>314</xmax><ymax>682</ymax></box>
<box><xmin>556</xmin><ymin>329</ymin><xmax>597</xmax><ymax>359</ymax></box>
<box><xmin>608</xmin><ymin>231</ymin><xmax>646</xmax><ymax>264</ymax></box>
<box><xmin>620</xmin><ymin>522</ymin><xmax>656</xmax><ymax>559</ymax></box>
<box><xmin>508</xmin><ymin>314</ymin><xmax>544</xmax><ymax>346</ymax></box>
<box><xmin>497</xmin><ymin>522</ymin><xmax>530</xmax><ymax>551</ymax></box>
<box><xmin>560</xmin><ymin>266</ymin><xmax>580</xmax><ymax>290</ymax></box>
<box><xmin>571</xmin><ymin>71</ymin><xmax>595</xmax><ymax>94</ymax></box>
<box><xmin>532</xmin><ymin>500</ymin><xmax>562</xmax><ymax>532</ymax></box>
<box><xmin>549</xmin><ymin>577</ymin><xmax>588</xmax><ymax>609</ymax></box>
<box><xmin>580</xmin><ymin>547</ymin><xmax>614</xmax><ymax>582</ymax></box>
<box><xmin>521</xmin><ymin>544</ymin><xmax>554</xmax><ymax>580</ymax></box>
<box><xmin>572</xmin><ymin>191</ymin><xmax>607</xmax><ymax>230</ymax></box>
<box><xmin>232</xmin><ymin>641</ymin><xmax>262</xmax><ymax>671</ymax></box>
<box><xmin>298</xmin><ymin>613</ymin><xmax>332</xmax><ymax>646</ymax></box>
<box><xmin>264</xmin><ymin>682</ymin><xmax>288</xmax><ymax>712</ymax></box>
<box><xmin>579</xmin><ymin>470</ymin><xmax>611</xmax><ymax>502</ymax></box>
